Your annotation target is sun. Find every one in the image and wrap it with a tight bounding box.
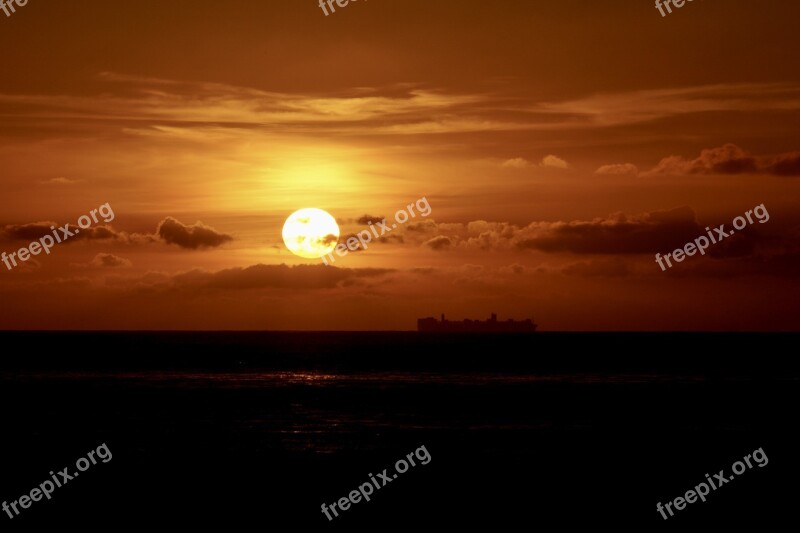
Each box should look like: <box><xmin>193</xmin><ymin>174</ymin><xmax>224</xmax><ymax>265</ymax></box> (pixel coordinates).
<box><xmin>282</xmin><ymin>208</ymin><xmax>340</xmax><ymax>258</ymax></box>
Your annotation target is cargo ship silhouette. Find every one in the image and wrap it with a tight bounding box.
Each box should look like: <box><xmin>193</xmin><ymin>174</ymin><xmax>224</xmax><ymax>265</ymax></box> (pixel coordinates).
<box><xmin>417</xmin><ymin>313</ymin><xmax>538</xmax><ymax>332</ymax></box>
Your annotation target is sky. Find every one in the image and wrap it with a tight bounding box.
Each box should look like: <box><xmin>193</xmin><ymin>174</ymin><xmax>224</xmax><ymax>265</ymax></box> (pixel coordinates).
<box><xmin>1</xmin><ymin>0</ymin><xmax>799</xmax><ymax>330</ymax></box>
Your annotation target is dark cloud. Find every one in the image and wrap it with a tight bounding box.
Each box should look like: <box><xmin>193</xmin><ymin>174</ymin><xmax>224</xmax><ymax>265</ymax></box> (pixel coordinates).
<box><xmin>1</xmin><ymin>217</ymin><xmax>229</xmax><ymax>250</ymax></box>
<box><xmin>650</xmin><ymin>224</ymin><xmax>800</xmax><ymax>278</ymax></box>
<box><xmin>768</xmin><ymin>152</ymin><xmax>800</xmax><ymax>176</ymax></box>
<box><xmin>80</xmin><ymin>226</ymin><xmax>120</xmax><ymax>240</ymax></box>
<box><xmin>1</xmin><ymin>222</ymin><xmax>121</xmax><ymax>242</ymax></box>
<box><xmin>156</xmin><ymin>217</ymin><xmax>232</xmax><ymax>249</ymax></box>
<box><xmin>1</xmin><ymin>222</ymin><xmax>58</xmax><ymax>241</ymax></box>
<box><xmin>320</xmin><ymin>233</ymin><xmax>338</xmax><ymax>246</ymax></box>
<box><xmin>90</xmin><ymin>253</ymin><xmax>132</xmax><ymax>268</ymax></box>
<box><xmin>334</xmin><ymin>231</ymin><xmax>405</xmax><ymax>250</ymax></box>
<box><xmin>516</xmin><ymin>206</ymin><xmax>702</xmax><ymax>254</ymax></box>
<box><xmin>424</xmin><ymin>235</ymin><xmax>452</xmax><ymax>250</ymax></box>
<box><xmin>338</xmin><ymin>233</ymin><xmax>367</xmax><ymax>253</ymax></box>
<box><xmin>381</xmin><ymin>234</ymin><xmax>405</xmax><ymax>244</ymax></box>
<box><xmin>647</xmin><ymin>144</ymin><xmax>756</xmax><ymax>175</ymax></box>
<box><xmin>707</xmin><ymin>232</ymin><xmax>760</xmax><ymax>259</ymax></box>
<box><xmin>646</xmin><ymin>144</ymin><xmax>800</xmax><ymax>176</ymax></box>
<box><xmin>356</xmin><ymin>215</ymin><xmax>385</xmax><ymax>225</ymax></box>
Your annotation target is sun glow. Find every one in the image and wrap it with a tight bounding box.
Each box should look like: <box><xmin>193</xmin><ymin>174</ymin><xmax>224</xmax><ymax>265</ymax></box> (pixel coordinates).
<box><xmin>281</xmin><ymin>208</ymin><xmax>340</xmax><ymax>259</ymax></box>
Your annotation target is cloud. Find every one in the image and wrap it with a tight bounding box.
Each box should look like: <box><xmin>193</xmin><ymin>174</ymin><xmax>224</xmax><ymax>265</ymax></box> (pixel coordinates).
<box><xmin>460</xmin><ymin>264</ymin><xmax>484</xmax><ymax>273</ymax></box>
<box><xmin>356</xmin><ymin>215</ymin><xmax>385</xmax><ymax>225</ymax></box>
<box><xmin>320</xmin><ymin>233</ymin><xmax>339</xmax><ymax>246</ymax></box>
<box><xmin>400</xmin><ymin>208</ymin><xmax>704</xmax><ymax>255</ymax></box>
<box><xmin>536</xmin><ymin>83</ymin><xmax>800</xmax><ymax>128</ymax></box>
<box><xmin>41</xmin><ymin>177</ymin><xmax>81</xmax><ymax>185</ymax></box>
<box><xmin>515</xmin><ymin>207</ymin><xmax>702</xmax><ymax>254</ymax></box>
<box><xmin>91</xmin><ymin>253</ymin><xmax>132</xmax><ymax>268</ymax></box>
<box><xmin>337</xmin><ymin>233</ymin><xmax>368</xmax><ymax>253</ymax></box>
<box><xmin>156</xmin><ymin>217</ymin><xmax>233</xmax><ymax>249</ymax></box>
<box><xmin>646</xmin><ymin>144</ymin><xmax>757</xmax><ymax>175</ymax></box>
<box><xmin>645</xmin><ymin>144</ymin><xmax>800</xmax><ymax>176</ymax></box>
<box><xmin>1</xmin><ymin>222</ymin><xmax>59</xmax><ymax>242</ymax></box>
<box><xmin>0</xmin><ymin>218</ymin><xmax>231</xmax><ymax>249</ymax></box>
<box><xmin>767</xmin><ymin>152</ymin><xmax>800</xmax><ymax>176</ymax></box>
<box><xmin>595</xmin><ymin>163</ymin><xmax>639</xmax><ymax>176</ymax></box>
<box><xmin>379</xmin><ymin>234</ymin><xmax>405</xmax><ymax>244</ymax></box>
<box><xmin>424</xmin><ymin>235</ymin><xmax>452</xmax><ymax>251</ymax></box>
<box><xmin>4</xmin><ymin>78</ymin><xmax>800</xmax><ymax>143</ymax></box>
<box><xmin>1</xmin><ymin>74</ymin><xmax>492</xmax><ymax>137</ymax></box>
<box><xmin>405</xmin><ymin>220</ymin><xmax>438</xmax><ymax>233</ymax></box>
<box><xmin>71</xmin><ymin>253</ymin><xmax>132</xmax><ymax>268</ymax></box>
<box><xmin>662</xmin><ymin>227</ymin><xmax>800</xmax><ymax>279</ymax></box>
<box><xmin>79</xmin><ymin>226</ymin><xmax>122</xmax><ymax>240</ymax></box>
<box><xmin>502</xmin><ymin>158</ymin><xmax>531</xmax><ymax>168</ymax></box>
<box><xmin>0</xmin><ymin>222</ymin><xmax>121</xmax><ymax>243</ymax></box>
<box><xmin>541</xmin><ymin>155</ymin><xmax>568</xmax><ymax>169</ymax></box>
<box><xmin>72</xmin><ymin>253</ymin><xmax>133</xmax><ymax>268</ymax></box>
<box><xmin>502</xmin><ymin>155</ymin><xmax>568</xmax><ymax>169</ymax></box>
<box><xmin>500</xmin><ymin>263</ymin><xmax>526</xmax><ymax>275</ymax></box>
<box><xmin>272</xmin><ymin>207</ymin><xmax>790</xmax><ymax>263</ymax></box>
<box><xmin>707</xmin><ymin>232</ymin><xmax>759</xmax><ymax>259</ymax></box>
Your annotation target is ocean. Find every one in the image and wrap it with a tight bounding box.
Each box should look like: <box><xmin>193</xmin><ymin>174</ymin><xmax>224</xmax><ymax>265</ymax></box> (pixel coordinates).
<box><xmin>0</xmin><ymin>332</ymin><xmax>797</xmax><ymax>528</ymax></box>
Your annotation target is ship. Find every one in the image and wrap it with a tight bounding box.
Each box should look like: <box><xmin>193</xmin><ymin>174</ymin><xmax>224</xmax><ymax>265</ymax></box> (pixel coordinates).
<box><xmin>417</xmin><ymin>313</ymin><xmax>538</xmax><ymax>333</ymax></box>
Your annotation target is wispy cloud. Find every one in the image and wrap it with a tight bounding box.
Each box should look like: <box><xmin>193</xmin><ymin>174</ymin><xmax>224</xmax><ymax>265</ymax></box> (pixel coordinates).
<box><xmin>40</xmin><ymin>177</ymin><xmax>82</xmax><ymax>185</ymax></box>
<box><xmin>4</xmin><ymin>76</ymin><xmax>799</xmax><ymax>140</ymax></box>
<box><xmin>535</xmin><ymin>83</ymin><xmax>800</xmax><ymax>128</ymax></box>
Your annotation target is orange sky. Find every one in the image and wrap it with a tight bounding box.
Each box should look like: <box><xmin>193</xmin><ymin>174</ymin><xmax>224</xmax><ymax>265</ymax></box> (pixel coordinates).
<box><xmin>1</xmin><ymin>0</ymin><xmax>799</xmax><ymax>330</ymax></box>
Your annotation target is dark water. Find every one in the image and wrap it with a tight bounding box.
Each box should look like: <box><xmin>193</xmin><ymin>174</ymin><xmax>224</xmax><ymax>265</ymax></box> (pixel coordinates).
<box><xmin>0</xmin><ymin>332</ymin><xmax>797</xmax><ymax>528</ymax></box>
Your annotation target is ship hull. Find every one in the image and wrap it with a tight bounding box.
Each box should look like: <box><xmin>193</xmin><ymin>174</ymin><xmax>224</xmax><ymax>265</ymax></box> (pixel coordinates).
<box><xmin>418</xmin><ymin>316</ymin><xmax>537</xmax><ymax>333</ymax></box>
